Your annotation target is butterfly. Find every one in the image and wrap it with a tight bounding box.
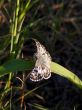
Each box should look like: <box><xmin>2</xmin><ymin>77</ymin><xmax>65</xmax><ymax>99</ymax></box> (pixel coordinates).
<box><xmin>29</xmin><ymin>39</ymin><xmax>52</xmax><ymax>82</ymax></box>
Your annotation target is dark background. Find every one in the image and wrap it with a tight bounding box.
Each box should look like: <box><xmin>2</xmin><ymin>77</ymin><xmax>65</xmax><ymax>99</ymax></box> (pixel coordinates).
<box><xmin>0</xmin><ymin>0</ymin><xmax>82</xmax><ymax>110</ymax></box>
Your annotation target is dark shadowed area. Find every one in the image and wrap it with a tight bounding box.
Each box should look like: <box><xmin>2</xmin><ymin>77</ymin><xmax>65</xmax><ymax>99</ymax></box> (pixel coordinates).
<box><xmin>0</xmin><ymin>0</ymin><xmax>82</xmax><ymax>110</ymax></box>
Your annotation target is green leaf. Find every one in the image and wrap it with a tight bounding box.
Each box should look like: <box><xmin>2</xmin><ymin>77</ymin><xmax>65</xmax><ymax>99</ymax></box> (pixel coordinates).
<box><xmin>0</xmin><ymin>59</ymin><xmax>35</xmax><ymax>77</ymax></box>
<box><xmin>51</xmin><ymin>62</ymin><xmax>82</xmax><ymax>89</ymax></box>
<box><xmin>0</xmin><ymin>59</ymin><xmax>82</xmax><ymax>90</ymax></box>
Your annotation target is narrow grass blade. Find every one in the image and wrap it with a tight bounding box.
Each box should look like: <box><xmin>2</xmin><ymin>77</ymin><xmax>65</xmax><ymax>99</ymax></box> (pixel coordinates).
<box><xmin>32</xmin><ymin>103</ymin><xmax>49</xmax><ymax>110</ymax></box>
<box><xmin>51</xmin><ymin>61</ymin><xmax>82</xmax><ymax>89</ymax></box>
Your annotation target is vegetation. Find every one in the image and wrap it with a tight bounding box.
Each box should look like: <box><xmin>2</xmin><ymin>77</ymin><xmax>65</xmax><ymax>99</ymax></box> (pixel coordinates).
<box><xmin>0</xmin><ymin>0</ymin><xmax>82</xmax><ymax>109</ymax></box>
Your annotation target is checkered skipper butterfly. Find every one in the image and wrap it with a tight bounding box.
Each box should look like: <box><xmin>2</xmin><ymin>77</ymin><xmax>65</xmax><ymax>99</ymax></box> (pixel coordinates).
<box><xmin>30</xmin><ymin>39</ymin><xmax>52</xmax><ymax>82</ymax></box>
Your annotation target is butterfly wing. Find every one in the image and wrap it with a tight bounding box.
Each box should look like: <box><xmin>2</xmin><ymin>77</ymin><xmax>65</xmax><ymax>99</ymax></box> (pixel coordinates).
<box><xmin>29</xmin><ymin>39</ymin><xmax>52</xmax><ymax>82</ymax></box>
<box><xmin>30</xmin><ymin>66</ymin><xmax>44</xmax><ymax>82</ymax></box>
<box><xmin>42</xmin><ymin>67</ymin><xmax>51</xmax><ymax>79</ymax></box>
<box><xmin>30</xmin><ymin>64</ymin><xmax>51</xmax><ymax>82</ymax></box>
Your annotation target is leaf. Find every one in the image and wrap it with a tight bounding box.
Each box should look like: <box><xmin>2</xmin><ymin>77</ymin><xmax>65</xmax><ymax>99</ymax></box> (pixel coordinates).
<box><xmin>0</xmin><ymin>59</ymin><xmax>82</xmax><ymax>89</ymax></box>
<box><xmin>0</xmin><ymin>59</ymin><xmax>35</xmax><ymax>77</ymax></box>
<box><xmin>51</xmin><ymin>62</ymin><xmax>82</xmax><ymax>89</ymax></box>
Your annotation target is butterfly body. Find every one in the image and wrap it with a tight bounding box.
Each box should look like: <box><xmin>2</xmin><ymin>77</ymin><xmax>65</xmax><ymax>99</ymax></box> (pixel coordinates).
<box><xmin>30</xmin><ymin>39</ymin><xmax>52</xmax><ymax>82</ymax></box>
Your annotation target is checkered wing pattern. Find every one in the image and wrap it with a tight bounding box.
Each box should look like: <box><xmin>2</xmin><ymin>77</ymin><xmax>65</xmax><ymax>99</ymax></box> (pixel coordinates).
<box><xmin>30</xmin><ymin>39</ymin><xmax>52</xmax><ymax>82</ymax></box>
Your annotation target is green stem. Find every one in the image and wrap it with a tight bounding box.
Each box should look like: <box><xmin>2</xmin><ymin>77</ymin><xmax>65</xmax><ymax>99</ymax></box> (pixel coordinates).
<box><xmin>13</xmin><ymin>0</ymin><xmax>20</xmax><ymax>37</ymax></box>
<box><xmin>18</xmin><ymin>0</ymin><xmax>31</xmax><ymax>24</ymax></box>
